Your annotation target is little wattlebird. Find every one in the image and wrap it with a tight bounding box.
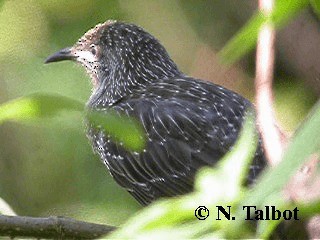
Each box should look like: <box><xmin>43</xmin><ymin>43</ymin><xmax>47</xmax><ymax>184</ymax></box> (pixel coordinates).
<box><xmin>45</xmin><ymin>20</ymin><xmax>266</xmax><ymax>205</ymax></box>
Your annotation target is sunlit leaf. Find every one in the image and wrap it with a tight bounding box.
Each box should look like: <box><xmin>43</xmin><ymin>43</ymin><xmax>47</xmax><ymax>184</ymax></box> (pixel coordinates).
<box><xmin>87</xmin><ymin>111</ymin><xmax>146</xmax><ymax>152</ymax></box>
<box><xmin>0</xmin><ymin>93</ymin><xmax>83</xmax><ymax>124</ymax></box>
<box><xmin>0</xmin><ymin>93</ymin><xmax>145</xmax><ymax>152</ymax></box>
<box><xmin>219</xmin><ymin>0</ymin><xmax>309</xmax><ymax>64</ymax></box>
<box><xmin>256</xmin><ymin>195</ymin><xmax>286</xmax><ymax>238</ymax></box>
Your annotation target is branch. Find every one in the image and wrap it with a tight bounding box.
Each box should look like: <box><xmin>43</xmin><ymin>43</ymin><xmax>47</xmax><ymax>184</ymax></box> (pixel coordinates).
<box><xmin>0</xmin><ymin>215</ymin><xmax>115</xmax><ymax>239</ymax></box>
<box><xmin>255</xmin><ymin>0</ymin><xmax>287</xmax><ymax>166</ymax></box>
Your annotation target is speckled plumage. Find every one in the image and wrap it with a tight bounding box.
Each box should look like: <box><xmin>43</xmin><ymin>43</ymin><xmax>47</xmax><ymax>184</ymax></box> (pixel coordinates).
<box><xmin>46</xmin><ymin>21</ymin><xmax>266</xmax><ymax>205</ymax></box>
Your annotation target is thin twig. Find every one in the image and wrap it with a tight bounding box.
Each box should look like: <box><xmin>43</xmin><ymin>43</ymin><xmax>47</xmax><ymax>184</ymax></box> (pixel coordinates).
<box><xmin>0</xmin><ymin>215</ymin><xmax>115</xmax><ymax>239</ymax></box>
<box><xmin>255</xmin><ymin>0</ymin><xmax>286</xmax><ymax>166</ymax></box>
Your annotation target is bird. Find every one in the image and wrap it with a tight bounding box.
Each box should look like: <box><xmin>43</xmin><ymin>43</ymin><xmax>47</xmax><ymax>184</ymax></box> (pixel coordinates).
<box><xmin>45</xmin><ymin>20</ymin><xmax>266</xmax><ymax>205</ymax></box>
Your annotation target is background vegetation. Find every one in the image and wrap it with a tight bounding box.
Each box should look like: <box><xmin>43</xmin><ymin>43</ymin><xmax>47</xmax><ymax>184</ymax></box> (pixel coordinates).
<box><xmin>0</xmin><ymin>0</ymin><xmax>319</xmax><ymax>235</ymax></box>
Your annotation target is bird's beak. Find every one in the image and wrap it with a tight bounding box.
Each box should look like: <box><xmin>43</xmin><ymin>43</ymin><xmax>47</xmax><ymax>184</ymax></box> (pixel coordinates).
<box><xmin>45</xmin><ymin>47</ymin><xmax>76</xmax><ymax>64</ymax></box>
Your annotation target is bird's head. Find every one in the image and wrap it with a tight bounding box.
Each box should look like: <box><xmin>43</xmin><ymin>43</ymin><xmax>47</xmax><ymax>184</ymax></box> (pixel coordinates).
<box><xmin>45</xmin><ymin>20</ymin><xmax>181</xmax><ymax>91</ymax></box>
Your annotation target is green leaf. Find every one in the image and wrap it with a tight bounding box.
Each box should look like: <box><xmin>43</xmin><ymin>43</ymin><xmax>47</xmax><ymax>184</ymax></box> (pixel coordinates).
<box><xmin>256</xmin><ymin>195</ymin><xmax>287</xmax><ymax>238</ymax></box>
<box><xmin>0</xmin><ymin>93</ymin><xmax>83</xmax><ymax>124</ymax></box>
<box><xmin>219</xmin><ymin>0</ymin><xmax>309</xmax><ymax>64</ymax></box>
<box><xmin>87</xmin><ymin>110</ymin><xmax>146</xmax><ymax>152</ymax></box>
<box><xmin>310</xmin><ymin>0</ymin><xmax>320</xmax><ymax>18</ymax></box>
<box><xmin>0</xmin><ymin>93</ymin><xmax>145</xmax><ymax>152</ymax></box>
<box><xmin>297</xmin><ymin>199</ymin><xmax>320</xmax><ymax>217</ymax></box>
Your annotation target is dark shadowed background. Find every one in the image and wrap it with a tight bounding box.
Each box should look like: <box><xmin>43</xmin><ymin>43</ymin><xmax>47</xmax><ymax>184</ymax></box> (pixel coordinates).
<box><xmin>0</xmin><ymin>0</ymin><xmax>318</xmax><ymax>226</ymax></box>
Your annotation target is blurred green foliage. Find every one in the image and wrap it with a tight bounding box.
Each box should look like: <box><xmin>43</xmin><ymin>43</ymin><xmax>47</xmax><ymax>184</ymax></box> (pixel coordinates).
<box><xmin>87</xmin><ymin>111</ymin><xmax>146</xmax><ymax>152</ymax></box>
<box><xmin>219</xmin><ymin>0</ymin><xmax>309</xmax><ymax>63</ymax></box>
<box><xmin>0</xmin><ymin>0</ymin><xmax>140</xmax><ymax>226</ymax></box>
<box><xmin>0</xmin><ymin>94</ymin><xmax>146</xmax><ymax>152</ymax></box>
<box><xmin>0</xmin><ymin>0</ymin><xmax>318</xmax><ymax>234</ymax></box>
<box><xmin>0</xmin><ymin>94</ymin><xmax>83</xmax><ymax>124</ymax></box>
<box><xmin>310</xmin><ymin>0</ymin><xmax>320</xmax><ymax>18</ymax></box>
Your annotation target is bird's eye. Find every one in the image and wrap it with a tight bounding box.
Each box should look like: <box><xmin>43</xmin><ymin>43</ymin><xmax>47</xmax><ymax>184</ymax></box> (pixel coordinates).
<box><xmin>90</xmin><ymin>44</ymin><xmax>97</xmax><ymax>55</ymax></box>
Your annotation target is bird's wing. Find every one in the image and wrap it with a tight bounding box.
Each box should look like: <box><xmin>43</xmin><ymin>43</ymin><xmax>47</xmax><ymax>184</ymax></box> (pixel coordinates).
<box><xmin>89</xmin><ymin>78</ymin><xmax>262</xmax><ymax>205</ymax></box>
